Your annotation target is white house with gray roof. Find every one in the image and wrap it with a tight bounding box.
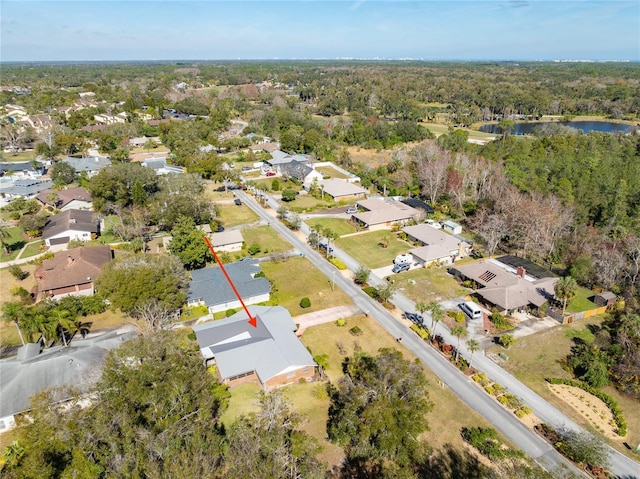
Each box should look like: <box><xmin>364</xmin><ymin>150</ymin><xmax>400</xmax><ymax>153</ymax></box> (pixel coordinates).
<box><xmin>403</xmin><ymin>224</ymin><xmax>470</xmax><ymax>267</ymax></box>
<box><xmin>187</xmin><ymin>259</ymin><xmax>270</xmax><ymax>314</ymax></box>
<box><xmin>62</xmin><ymin>156</ymin><xmax>111</xmax><ymax>178</ymax></box>
<box><xmin>193</xmin><ymin>305</ymin><xmax>316</xmax><ymax>390</ymax></box>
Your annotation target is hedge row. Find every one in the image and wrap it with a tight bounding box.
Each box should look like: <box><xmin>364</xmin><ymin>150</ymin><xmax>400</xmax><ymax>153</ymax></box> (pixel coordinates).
<box><xmin>410</xmin><ymin>323</ymin><xmax>429</xmax><ymax>340</ymax></box>
<box><xmin>546</xmin><ymin>377</ymin><xmax>627</xmax><ymax>436</ymax></box>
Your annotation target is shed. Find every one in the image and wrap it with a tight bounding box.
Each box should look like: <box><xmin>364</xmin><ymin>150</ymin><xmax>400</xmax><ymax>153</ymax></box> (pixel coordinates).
<box><xmin>443</xmin><ymin>220</ymin><xmax>462</xmax><ymax>235</ymax></box>
<box><xmin>594</xmin><ymin>291</ymin><xmax>616</xmax><ymax>308</ymax></box>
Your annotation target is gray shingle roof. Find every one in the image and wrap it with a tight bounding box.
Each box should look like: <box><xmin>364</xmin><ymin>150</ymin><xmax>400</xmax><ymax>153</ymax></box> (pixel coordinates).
<box><xmin>280</xmin><ymin>160</ymin><xmax>312</xmax><ymax>181</ymax></box>
<box><xmin>193</xmin><ymin>305</ymin><xmax>316</xmax><ymax>383</ymax></box>
<box><xmin>0</xmin><ymin>179</ymin><xmax>53</xmax><ymax>197</ymax></box>
<box><xmin>62</xmin><ymin>156</ymin><xmax>111</xmax><ymax>173</ymax></box>
<box><xmin>0</xmin><ymin>329</ymin><xmax>137</xmax><ymax>418</ymax></box>
<box><xmin>187</xmin><ymin>259</ymin><xmax>270</xmax><ymax>307</ymax></box>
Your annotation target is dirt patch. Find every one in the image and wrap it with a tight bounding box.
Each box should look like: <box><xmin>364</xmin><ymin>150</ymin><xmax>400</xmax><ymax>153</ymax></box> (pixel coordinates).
<box><xmin>548</xmin><ymin>384</ymin><xmax>619</xmax><ymax>439</ymax></box>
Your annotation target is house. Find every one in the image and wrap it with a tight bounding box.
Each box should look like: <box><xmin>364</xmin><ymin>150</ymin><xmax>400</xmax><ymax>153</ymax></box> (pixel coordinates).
<box><xmin>35</xmin><ymin>245</ymin><xmax>112</xmax><ymax>300</ymax></box>
<box><xmin>280</xmin><ymin>160</ymin><xmax>324</xmax><ymax>184</ymax></box>
<box><xmin>62</xmin><ymin>156</ymin><xmax>111</xmax><ymax>178</ymax></box>
<box><xmin>210</xmin><ymin>230</ymin><xmax>244</xmax><ymax>252</ymax></box>
<box><xmin>450</xmin><ymin>258</ymin><xmax>558</xmax><ymax>315</ymax></box>
<box><xmin>129</xmin><ymin>136</ymin><xmax>161</xmax><ymax>148</ymax></box>
<box><xmin>249</xmin><ymin>142</ymin><xmax>279</xmax><ymax>153</ymax></box>
<box><xmin>193</xmin><ymin>305</ymin><xmax>316</xmax><ymax>390</ymax></box>
<box><xmin>0</xmin><ymin>160</ymin><xmax>45</xmax><ymax>178</ymax></box>
<box><xmin>403</xmin><ymin>224</ymin><xmax>470</xmax><ymax>267</ymax></box>
<box><xmin>187</xmin><ymin>259</ymin><xmax>270</xmax><ymax>314</ymax></box>
<box><xmin>36</xmin><ymin>187</ymin><xmax>93</xmax><ymax>211</ymax></box>
<box><xmin>141</xmin><ymin>157</ymin><xmax>184</xmax><ymax>175</ymax></box>
<box><xmin>0</xmin><ymin>179</ymin><xmax>53</xmax><ymax>206</ymax></box>
<box><xmin>352</xmin><ymin>198</ymin><xmax>421</xmax><ymax>231</ymax></box>
<box><xmin>42</xmin><ymin>209</ymin><xmax>100</xmax><ymax>248</ymax></box>
<box><xmin>443</xmin><ymin>220</ymin><xmax>462</xmax><ymax>235</ymax></box>
<box><xmin>316</xmin><ymin>178</ymin><xmax>367</xmax><ymax>201</ymax></box>
<box><xmin>0</xmin><ymin>327</ymin><xmax>137</xmax><ymax>434</ymax></box>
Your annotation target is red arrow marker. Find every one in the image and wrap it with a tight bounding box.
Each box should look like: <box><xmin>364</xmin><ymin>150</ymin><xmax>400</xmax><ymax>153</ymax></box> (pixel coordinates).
<box><xmin>204</xmin><ymin>236</ymin><xmax>258</xmax><ymax>328</ymax></box>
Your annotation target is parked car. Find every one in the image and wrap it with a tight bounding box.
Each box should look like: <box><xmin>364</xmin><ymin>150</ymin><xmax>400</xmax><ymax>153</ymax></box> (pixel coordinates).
<box><xmin>346</xmin><ymin>206</ymin><xmax>358</xmax><ymax>214</ymax></box>
<box><xmin>318</xmin><ymin>242</ymin><xmax>334</xmax><ymax>253</ymax></box>
<box><xmin>402</xmin><ymin>312</ymin><xmax>424</xmax><ymax>324</ymax></box>
<box><xmin>215</xmin><ymin>224</ymin><xmax>225</xmax><ymax>233</ymax></box>
<box><xmin>241</xmin><ymin>166</ymin><xmax>252</xmax><ymax>172</ymax></box>
<box><xmin>394</xmin><ymin>253</ymin><xmax>413</xmax><ymax>265</ymax></box>
<box><xmin>392</xmin><ymin>262</ymin><xmax>411</xmax><ymax>274</ymax></box>
<box><xmin>265</xmin><ymin>171</ymin><xmax>276</xmax><ymax>177</ymax></box>
<box><xmin>425</xmin><ymin>219</ymin><xmax>443</xmax><ymax>229</ymax></box>
<box><xmin>234</xmin><ymin>198</ymin><xmax>242</xmax><ymax>206</ymax></box>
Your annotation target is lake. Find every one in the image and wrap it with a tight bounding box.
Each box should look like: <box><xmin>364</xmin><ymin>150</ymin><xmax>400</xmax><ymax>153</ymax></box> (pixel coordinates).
<box><xmin>478</xmin><ymin>121</ymin><xmax>635</xmax><ymax>136</ymax></box>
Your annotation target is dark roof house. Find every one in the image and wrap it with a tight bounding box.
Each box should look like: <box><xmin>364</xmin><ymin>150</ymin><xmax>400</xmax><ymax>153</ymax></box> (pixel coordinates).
<box><xmin>187</xmin><ymin>259</ymin><xmax>270</xmax><ymax>314</ymax></box>
<box><xmin>36</xmin><ymin>186</ymin><xmax>92</xmax><ymax>211</ymax></box>
<box><xmin>42</xmin><ymin>209</ymin><xmax>99</xmax><ymax>247</ymax></box>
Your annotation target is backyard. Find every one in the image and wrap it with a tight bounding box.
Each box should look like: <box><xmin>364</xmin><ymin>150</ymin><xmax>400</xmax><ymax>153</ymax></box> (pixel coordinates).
<box><xmin>315</xmin><ymin>165</ymin><xmax>350</xmax><ymax>179</ymax></box>
<box><xmin>260</xmin><ymin>256</ymin><xmax>352</xmax><ymax>316</ymax></box>
<box><xmin>0</xmin><ymin>226</ymin><xmax>28</xmax><ymax>262</ymax></box>
<box><xmin>487</xmin><ymin>316</ymin><xmax>640</xmax><ymax>459</ymax></box>
<box><xmin>335</xmin><ymin>230</ymin><xmax>412</xmax><ymax>268</ymax></box>
<box><xmin>566</xmin><ymin>286</ymin><xmax>597</xmax><ymax>313</ymax></box>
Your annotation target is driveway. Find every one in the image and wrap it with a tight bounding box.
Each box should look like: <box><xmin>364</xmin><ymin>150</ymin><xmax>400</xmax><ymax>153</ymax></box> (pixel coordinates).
<box><xmin>294</xmin><ymin>304</ymin><xmax>362</xmax><ymax>335</ymax></box>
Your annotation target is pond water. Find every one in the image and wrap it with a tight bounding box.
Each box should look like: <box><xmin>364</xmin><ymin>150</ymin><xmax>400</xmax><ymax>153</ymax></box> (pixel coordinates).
<box><xmin>478</xmin><ymin>120</ymin><xmax>635</xmax><ymax>136</ymax></box>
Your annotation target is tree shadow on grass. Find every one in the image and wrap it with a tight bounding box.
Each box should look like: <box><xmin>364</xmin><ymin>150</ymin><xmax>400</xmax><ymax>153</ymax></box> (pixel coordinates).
<box><xmin>417</xmin><ymin>443</ymin><xmax>490</xmax><ymax>479</ymax></box>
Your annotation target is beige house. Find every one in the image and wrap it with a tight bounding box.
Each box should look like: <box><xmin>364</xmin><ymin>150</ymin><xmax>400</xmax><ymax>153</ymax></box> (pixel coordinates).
<box><xmin>317</xmin><ymin>178</ymin><xmax>367</xmax><ymax>201</ymax></box>
<box><xmin>403</xmin><ymin>224</ymin><xmax>470</xmax><ymax>267</ymax></box>
<box><xmin>211</xmin><ymin>230</ymin><xmax>244</xmax><ymax>252</ymax></box>
<box><xmin>352</xmin><ymin>198</ymin><xmax>421</xmax><ymax>231</ymax></box>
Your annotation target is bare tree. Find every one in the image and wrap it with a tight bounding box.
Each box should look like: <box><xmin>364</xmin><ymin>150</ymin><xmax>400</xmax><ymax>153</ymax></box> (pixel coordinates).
<box><xmin>132</xmin><ymin>301</ymin><xmax>176</xmax><ymax>334</ymax></box>
<box><xmin>412</xmin><ymin>141</ymin><xmax>450</xmax><ymax>205</ymax></box>
<box><xmin>476</xmin><ymin>211</ymin><xmax>508</xmax><ymax>258</ymax></box>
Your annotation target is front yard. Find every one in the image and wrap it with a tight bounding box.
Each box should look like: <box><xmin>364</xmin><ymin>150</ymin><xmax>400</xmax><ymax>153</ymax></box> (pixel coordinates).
<box><xmin>305</xmin><ymin>218</ymin><xmax>357</xmax><ymax>237</ymax></box>
<box><xmin>217</xmin><ymin>203</ymin><xmax>259</xmax><ymax>228</ymax></box>
<box><xmin>335</xmin><ymin>230</ymin><xmax>412</xmax><ymax>268</ymax></box>
<box><xmin>394</xmin><ymin>267</ymin><xmax>470</xmax><ymax>304</ymax></box>
<box><xmin>240</xmin><ymin>225</ymin><xmax>288</xmax><ymax>257</ymax></box>
<box><xmin>260</xmin><ymin>256</ymin><xmax>352</xmax><ymax>316</ymax></box>
<box><xmin>0</xmin><ymin>226</ymin><xmax>28</xmax><ymax>261</ymax></box>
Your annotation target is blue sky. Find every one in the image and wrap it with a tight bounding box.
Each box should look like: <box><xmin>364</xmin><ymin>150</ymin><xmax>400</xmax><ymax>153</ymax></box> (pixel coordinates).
<box><xmin>1</xmin><ymin>1</ymin><xmax>638</xmax><ymax>61</ymax></box>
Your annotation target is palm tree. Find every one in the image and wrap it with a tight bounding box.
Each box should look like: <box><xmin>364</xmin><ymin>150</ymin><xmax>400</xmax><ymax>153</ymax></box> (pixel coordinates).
<box><xmin>427</xmin><ymin>301</ymin><xmax>444</xmax><ymax>339</ymax></box>
<box><xmin>451</xmin><ymin>325</ymin><xmax>467</xmax><ymax>362</ymax></box>
<box><xmin>0</xmin><ymin>222</ymin><xmax>11</xmax><ymax>255</ymax></box>
<box><xmin>1</xmin><ymin>301</ymin><xmax>27</xmax><ymax>346</ymax></box>
<box><xmin>555</xmin><ymin>276</ymin><xmax>578</xmax><ymax>315</ymax></box>
<box><xmin>323</xmin><ymin>227</ymin><xmax>338</xmax><ymax>259</ymax></box>
<box><xmin>51</xmin><ymin>308</ymin><xmax>77</xmax><ymax>347</ymax></box>
<box><xmin>466</xmin><ymin>338</ymin><xmax>480</xmax><ymax>368</ymax></box>
<box><xmin>415</xmin><ymin>301</ymin><xmax>428</xmax><ymax>326</ymax></box>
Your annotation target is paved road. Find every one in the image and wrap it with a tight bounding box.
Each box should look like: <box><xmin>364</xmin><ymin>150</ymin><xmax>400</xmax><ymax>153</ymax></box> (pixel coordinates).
<box><xmin>235</xmin><ymin>189</ymin><xmax>587</xmax><ymax>477</ymax></box>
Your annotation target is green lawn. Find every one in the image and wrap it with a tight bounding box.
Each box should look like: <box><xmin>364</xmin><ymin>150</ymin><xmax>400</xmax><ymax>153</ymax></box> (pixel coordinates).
<box><xmin>260</xmin><ymin>256</ymin><xmax>352</xmax><ymax>316</ymax></box>
<box><xmin>217</xmin><ymin>203</ymin><xmax>259</xmax><ymax>228</ymax></box>
<box><xmin>20</xmin><ymin>240</ymin><xmax>44</xmax><ymax>259</ymax></box>
<box><xmin>241</xmin><ymin>225</ymin><xmax>287</xmax><ymax>257</ymax></box>
<box><xmin>0</xmin><ymin>226</ymin><xmax>27</xmax><ymax>261</ymax></box>
<box><xmin>566</xmin><ymin>286</ymin><xmax>597</xmax><ymax>313</ymax></box>
<box><xmin>335</xmin><ymin>230</ymin><xmax>411</xmax><ymax>268</ymax></box>
<box><xmin>305</xmin><ymin>218</ymin><xmax>357</xmax><ymax>237</ymax></box>
<box><xmin>284</xmin><ymin>195</ymin><xmax>336</xmax><ymax>213</ymax></box>
<box><xmin>315</xmin><ymin>166</ymin><xmax>350</xmax><ymax>179</ymax></box>
<box><xmin>394</xmin><ymin>267</ymin><xmax>470</xmax><ymax>303</ymax></box>
<box><xmin>487</xmin><ymin>315</ymin><xmax>640</xmax><ymax>459</ymax></box>
<box><xmin>0</xmin><ymin>151</ymin><xmax>38</xmax><ymax>162</ymax></box>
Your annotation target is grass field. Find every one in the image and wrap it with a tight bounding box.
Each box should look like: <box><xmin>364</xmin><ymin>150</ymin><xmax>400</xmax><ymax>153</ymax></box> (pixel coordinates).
<box><xmin>315</xmin><ymin>166</ymin><xmax>350</xmax><ymax>179</ymax></box>
<box><xmin>335</xmin><ymin>230</ymin><xmax>411</xmax><ymax>268</ymax></box>
<box><xmin>0</xmin><ymin>151</ymin><xmax>37</xmax><ymax>162</ymax></box>
<box><xmin>487</xmin><ymin>316</ymin><xmax>640</xmax><ymax>459</ymax></box>
<box><xmin>305</xmin><ymin>218</ymin><xmax>357</xmax><ymax>237</ymax></box>
<box><xmin>394</xmin><ymin>267</ymin><xmax>470</xmax><ymax>303</ymax></box>
<box><xmin>241</xmin><ymin>225</ymin><xmax>287</xmax><ymax>257</ymax></box>
<box><xmin>217</xmin><ymin>203</ymin><xmax>259</xmax><ymax>228</ymax></box>
<box><xmin>260</xmin><ymin>256</ymin><xmax>352</xmax><ymax>316</ymax></box>
<box><xmin>566</xmin><ymin>286</ymin><xmax>597</xmax><ymax>313</ymax></box>
<box><xmin>285</xmin><ymin>195</ymin><xmax>335</xmax><ymax>213</ymax></box>
<box><xmin>20</xmin><ymin>240</ymin><xmax>44</xmax><ymax>259</ymax></box>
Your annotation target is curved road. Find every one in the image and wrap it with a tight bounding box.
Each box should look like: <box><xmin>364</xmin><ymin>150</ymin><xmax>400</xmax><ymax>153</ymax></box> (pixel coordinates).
<box><xmin>236</xmin><ymin>189</ymin><xmax>590</xmax><ymax>477</ymax></box>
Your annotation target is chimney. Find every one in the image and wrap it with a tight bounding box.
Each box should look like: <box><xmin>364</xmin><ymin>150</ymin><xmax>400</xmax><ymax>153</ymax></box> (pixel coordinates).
<box><xmin>516</xmin><ymin>266</ymin><xmax>526</xmax><ymax>278</ymax></box>
<box><xmin>67</xmin><ymin>255</ymin><xmax>75</xmax><ymax>266</ymax></box>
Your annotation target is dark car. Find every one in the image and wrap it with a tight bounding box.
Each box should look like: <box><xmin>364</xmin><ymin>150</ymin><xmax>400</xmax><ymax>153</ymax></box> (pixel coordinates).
<box><xmin>234</xmin><ymin>198</ymin><xmax>242</xmax><ymax>206</ymax></box>
<box><xmin>318</xmin><ymin>242</ymin><xmax>334</xmax><ymax>253</ymax></box>
<box><xmin>392</xmin><ymin>262</ymin><xmax>410</xmax><ymax>274</ymax></box>
<box><xmin>215</xmin><ymin>225</ymin><xmax>225</xmax><ymax>233</ymax></box>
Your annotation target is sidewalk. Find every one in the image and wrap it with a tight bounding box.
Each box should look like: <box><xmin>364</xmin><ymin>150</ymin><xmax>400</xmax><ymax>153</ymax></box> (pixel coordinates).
<box><xmin>0</xmin><ymin>240</ymin><xmax>46</xmax><ymax>269</ymax></box>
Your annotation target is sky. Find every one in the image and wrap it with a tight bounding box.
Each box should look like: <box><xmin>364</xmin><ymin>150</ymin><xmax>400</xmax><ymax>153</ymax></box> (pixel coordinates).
<box><xmin>1</xmin><ymin>0</ymin><xmax>638</xmax><ymax>62</ymax></box>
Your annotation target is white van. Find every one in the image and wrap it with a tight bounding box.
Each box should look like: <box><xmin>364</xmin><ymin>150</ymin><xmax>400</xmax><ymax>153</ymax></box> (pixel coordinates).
<box><xmin>459</xmin><ymin>301</ymin><xmax>483</xmax><ymax>320</ymax></box>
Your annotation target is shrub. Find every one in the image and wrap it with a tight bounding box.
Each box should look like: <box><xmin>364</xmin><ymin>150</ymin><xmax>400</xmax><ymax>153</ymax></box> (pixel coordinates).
<box><xmin>336</xmin><ymin>318</ymin><xmax>347</xmax><ymax>327</ymax></box>
<box><xmin>271</xmin><ymin>178</ymin><xmax>280</xmax><ymax>191</ymax></box>
<box><xmin>187</xmin><ymin>332</ymin><xmax>196</xmax><ymax>341</ymax></box>
<box><xmin>299</xmin><ymin>297</ymin><xmax>311</xmax><ymax>308</ymax></box>
<box><xmin>485</xmin><ymin>385</ymin><xmax>495</xmax><ymax>395</ymax></box>
<box><xmin>8</xmin><ymin>264</ymin><xmax>28</xmax><ymax>280</ymax></box>
<box><xmin>248</xmin><ymin>243</ymin><xmax>261</xmax><ymax>255</ymax></box>
<box><xmin>363</xmin><ymin>286</ymin><xmax>378</xmax><ymax>299</ymax></box>
<box><xmin>410</xmin><ymin>323</ymin><xmax>429</xmax><ymax>340</ymax></box>
<box><xmin>448</xmin><ymin>310</ymin><xmax>466</xmax><ymax>323</ymax></box>
<box><xmin>225</xmin><ymin>308</ymin><xmax>237</xmax><ymax>317</ymax></box>
<box><xmin>492</xmin><ymin>383</ymin><xmax>504</xmax><ymax>395</ymax></box>
<box><xmin>461</xmin><ymin>426</ymin><xmax>524</xmax><ymax>461</ymax></box>
<box><xmin>330</xmin><ymin>258</ymin><xmax>347</xmax><ymax>270</ymax></box>
<box><xmin>515</xmin><ymin>406</ymin><xmax>532</xmax><ymax>418</ymax></box>
<box><xmin>349</xmin><ymin>326</ymin><xmax>363</xmax><ymax>336</ymax></box>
